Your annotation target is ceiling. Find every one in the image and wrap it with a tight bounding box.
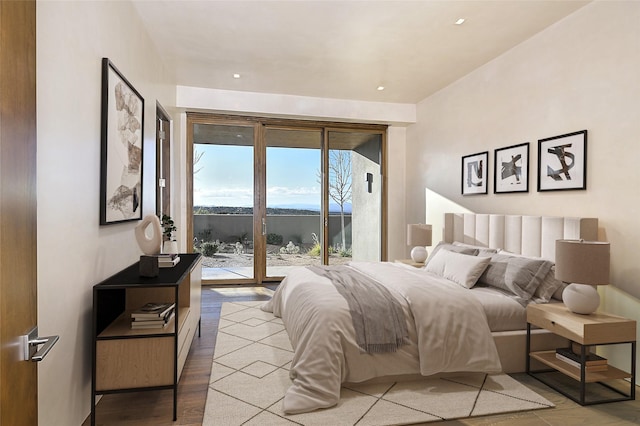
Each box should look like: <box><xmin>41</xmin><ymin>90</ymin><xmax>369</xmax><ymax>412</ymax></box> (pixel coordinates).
<box><xmin>131</xmin><ymin>0</ymin><xmax>589</xmax><ymax>104</ymax></box>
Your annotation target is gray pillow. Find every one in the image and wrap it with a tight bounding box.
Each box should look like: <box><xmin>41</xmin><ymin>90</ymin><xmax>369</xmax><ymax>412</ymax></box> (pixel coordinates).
<box><xmin>479</xmin><ymin>254</ymin><xmax>553</xmax><ymax>305</ymax></box>
<box><xmin>452</xmin><ymin>241</ymin><xmax>499</xmax><ymax>257</ymax></box>
<box><xmin>425</xmin><ymin>242</ymin><xmax>478</xmax><ymax>267</ymax></box>
<box><xmin>533</xmin><ymin>266</ymin><xmax>565</xmax><ymax>303</ymax></box>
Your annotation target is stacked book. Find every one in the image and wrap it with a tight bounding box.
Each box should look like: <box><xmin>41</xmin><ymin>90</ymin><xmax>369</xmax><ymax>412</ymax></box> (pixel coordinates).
<box><xmin>157</xmin><ymin>253</ymin><xmax>180</xmax><ymax>268</ymax></box>
<box><xmin>131</xmin><ymin>302</ymin><xmax>176</xmax><ymax>329</ymax></box>
<box><xmin>555</xmin><ymin>346</ymin><xmax>608</xmax><ymax>372</ymax></box>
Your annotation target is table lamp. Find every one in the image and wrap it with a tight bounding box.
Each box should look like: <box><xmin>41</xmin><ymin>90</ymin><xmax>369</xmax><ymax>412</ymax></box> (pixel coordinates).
<box><xmin>407</xmin><ymin>224</ymin><xmax>432</xmax><ymax>263</ymax></box>
<box><xmin>555</xmin><ymin>239</ymin><xmax>610</xmax><ymax>314</ymax></box>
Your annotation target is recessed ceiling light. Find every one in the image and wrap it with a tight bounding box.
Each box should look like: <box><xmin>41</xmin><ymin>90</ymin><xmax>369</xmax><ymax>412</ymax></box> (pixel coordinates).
<box><xmin>377</xmin><ymin>86</ymin><xmax>385</xmax><ymax>91</ymax></box>
<box><xmin>455</xmin><ymin>18</ymin><xmax>465</xmax><ymax>25</ymax></box>
<box><xmin>233</xmin><ymin>73</ymin><xmax>241</xmax><ymax>79</ymax></box>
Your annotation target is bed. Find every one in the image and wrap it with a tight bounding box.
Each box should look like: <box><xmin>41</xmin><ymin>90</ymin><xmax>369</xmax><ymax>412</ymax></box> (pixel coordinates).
<box><xmin>261</xmin><ymin>213</ymin><xmax>598</xmax><ymax>414</ymax></box>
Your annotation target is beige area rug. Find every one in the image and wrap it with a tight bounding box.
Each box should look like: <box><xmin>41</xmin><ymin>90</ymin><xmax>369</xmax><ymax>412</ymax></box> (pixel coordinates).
<box><xmin>204</xmin><ymin>301</ymin><xmax>554</xmax><ymax>425</ymax></box>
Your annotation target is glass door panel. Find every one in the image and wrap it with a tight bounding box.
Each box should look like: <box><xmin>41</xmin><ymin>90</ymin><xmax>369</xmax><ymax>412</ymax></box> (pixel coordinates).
<box><xmin>327</xmin><ymin>131</ymin><xmax>382</xmax><ymax>264</ymax></box>
<box><xmin>192</xmin><ymin>123</ymin><xmax>255</xmax><ymax>281</ymax></box>
<box><xmin>265</xmin><ymin>128</ymin><xmax>322</xmax><ymax>279</ymax></box>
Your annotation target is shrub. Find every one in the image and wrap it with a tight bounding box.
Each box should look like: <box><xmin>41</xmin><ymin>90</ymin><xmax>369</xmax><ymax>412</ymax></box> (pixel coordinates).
<box><xmin>266</xmin><ymin>233</ymin><xmax>283</xmax><ymax>245</ymax></box>
<box><xmin>339</xmin><ymin>248</ymin><xmax>352</xmax><ymax>257</ymax></box>
<box><xmin>280</xmin><ymin>241</ymin><xmax>300</xmax><ymax>254</ymax></box>
<box><xmin>200</xmin><ymin>241</ymin><xmax>219</xmax><ymax>257</ymax></box>
<box><xmin>307</xmin><ymin>243</ymin><xmax>321</xmax><ymax>257</ymax></box>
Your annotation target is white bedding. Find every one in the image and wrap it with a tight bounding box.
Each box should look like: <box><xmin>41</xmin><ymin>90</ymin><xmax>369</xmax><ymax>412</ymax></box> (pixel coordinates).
<box><xmin>261</xmin><ymin>261</ymin><xmax>502</xmax><ymax>414</ymax></box>
<box><xmin>467</xmin><ymin>285</ymin><xmax>528</xmax><ymax>331</ymax></box>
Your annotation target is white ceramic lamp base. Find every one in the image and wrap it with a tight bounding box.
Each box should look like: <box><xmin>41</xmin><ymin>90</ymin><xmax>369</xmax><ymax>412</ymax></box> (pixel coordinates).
<box><xmin>410</xmin><ymin>246</ymin><xmax>428</xmax><ymax>263</ymax></box>
<box><xmin>562</xmin><ymin>283</ymin><xmax>600</xmax><ymax>314</ymax></box>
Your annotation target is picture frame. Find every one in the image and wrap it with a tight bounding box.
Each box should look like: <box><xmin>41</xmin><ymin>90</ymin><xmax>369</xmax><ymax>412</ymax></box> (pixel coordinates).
<box><xmin>494</xmin><ymin>142</ymin><xmax>529</xmax><ymax>193</ymax></box>
<box><xmin>537</xmin><ymin>130</ymin><xmax>587</xmax><ymax>192</ymax></box>
<box><xmin>100</xmin><ymin>58</ymin><xmax>145</xmax><ymax>225</ymax></box>
<box><xmin>461</xmin><ymin>151</ymin><xmax>488</xmax><ymax>195</ymax></box>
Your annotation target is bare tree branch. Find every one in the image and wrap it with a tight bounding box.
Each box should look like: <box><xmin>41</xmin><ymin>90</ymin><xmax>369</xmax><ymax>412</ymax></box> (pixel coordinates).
<box><xmin>193</xmin><ymin>149</ymin><xmax>205</xmax><ymax>175</ymax></box>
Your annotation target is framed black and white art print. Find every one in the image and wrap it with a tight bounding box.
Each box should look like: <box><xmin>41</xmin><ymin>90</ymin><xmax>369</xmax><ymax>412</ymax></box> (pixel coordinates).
<box><xmin>537</xmin><ymin>130</ymin><xmax>587</xmax><ymax>192</ymax></box>
<box><xmin>494</xmin><ymin>142</ymin><xmax>529</xmax><ymax>194</ymax></box>
<box><xmin>461</xmin><ymin>151</ymin><xmax>488</xmax><ymax>195</ymax></box>
<box><xmin>100</xmin><ymin>58</ymin><xmax>145</xmax><ymax>225</ymax></box>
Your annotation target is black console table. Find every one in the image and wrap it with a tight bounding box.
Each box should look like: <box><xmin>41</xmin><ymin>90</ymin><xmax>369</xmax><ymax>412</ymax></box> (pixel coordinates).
<box><xmin>91</xmin><ymin>253</ymin><xmax>202</xmax><ymax>425</ymax></box>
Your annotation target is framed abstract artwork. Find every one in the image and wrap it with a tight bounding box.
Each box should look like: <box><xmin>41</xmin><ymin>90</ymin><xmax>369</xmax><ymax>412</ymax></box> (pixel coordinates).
<box><xmin>100</xmin><ymin>58</ymin><xmax>145</xmax><ymax>225</ymax></box>
<box><xmin>494</xmin><ymin>142</ymin><xmax>529</xmax><ymax>193</ymax></box>
<box><xmin>537</xmin><ymin>130</ymin><xmax>587</xmax><ymax>192</ymax></box>
<box><xmin>461</xmin><ymin>151</ymin><xmax>488</xmax><ymax>195</ymax></box>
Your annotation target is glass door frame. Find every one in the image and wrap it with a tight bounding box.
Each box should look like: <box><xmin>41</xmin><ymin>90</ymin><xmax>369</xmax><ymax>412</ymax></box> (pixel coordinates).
<box><xmin>324</xmin><ymin>127</ymin><xmax>388</xmax><ymax>264</ymax></box>
<box><xmin>186</xmin><ymin>112</ymin><xmax>388</xmax><ymax>285</ymax></box>
<box><xmin>263</xmin><ymin>124</ymin><xmax>325</xmax><ymax>279</ymax></box>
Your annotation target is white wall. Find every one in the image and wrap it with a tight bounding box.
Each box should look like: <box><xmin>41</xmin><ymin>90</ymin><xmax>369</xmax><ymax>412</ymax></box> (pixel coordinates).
<box><xmin>406</xmin><ymin>1</ymin><xmax>640</xmax><ymax>382</ymax></box>
<box><xmin>36</xmin><ymin>1</ymin><xmax>175</xmax><ymax>424</ymax></box>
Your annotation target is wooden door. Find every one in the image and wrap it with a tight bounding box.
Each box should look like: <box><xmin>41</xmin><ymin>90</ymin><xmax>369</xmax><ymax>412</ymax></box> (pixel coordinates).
<box><xmin>0</xmin><ymin>1</ymin><xmax>39</xmax><ymax>424</ymax></box>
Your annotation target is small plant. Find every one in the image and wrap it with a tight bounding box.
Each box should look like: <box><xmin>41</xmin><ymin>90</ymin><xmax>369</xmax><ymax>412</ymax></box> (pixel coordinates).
<box><xmin>161</xmin><ymin>214</ymin><xmax>176</xmax><ymax>242</ymax></box>
<box><xmin>234</xmin><ymin>242</ymin><xmax>244</xmax><ymax>254</ymax></box>
<box><xmin>266</xmin><ymin>233</ymin><xmax>283</xmax><ymax>245</ymax></box>
<box><xmin>307</xmin><ymin>244</ymin><xmax>321</xmax><ymax>257</ymax></box>
<box><xmin>279</xmin><ymin>241</ymin><xmax>300</xmax><ymax>254</ymax></box>
<box><xmin>339</xmin><ymin>248</ymin><xmax>352</xmax><ymax>257</ymax></box>
<box><xmin>308</xmin><ymin>232</ymin><xmax>321</xmax><ymax>256</ymax></box>
<box><xmin>200</xmin><ymin>241</ymin><xmax>219</xmax><ymax>257</ymax></box>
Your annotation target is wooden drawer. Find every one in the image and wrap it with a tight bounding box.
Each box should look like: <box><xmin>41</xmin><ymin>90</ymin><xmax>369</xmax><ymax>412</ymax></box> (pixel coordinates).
<box><xmin>527</xmin><ymin>303</ymin><xmax>636</xmax><ymax>345</ymax></box>
<box><xmin>96</xmin><ymin>337</ymin><xmax>174</xmax><ymax>391</ymax></box>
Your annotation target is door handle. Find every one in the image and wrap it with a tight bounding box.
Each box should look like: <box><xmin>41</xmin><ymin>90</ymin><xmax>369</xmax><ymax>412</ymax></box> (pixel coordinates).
<box><xmin>21</xmin><ymin>327</ymin><xmax>59</xmax><ymax>362</ymax></box>
<box><xmin>262</xmin><ymin>218</ymin><xmax>266</xmax><ymax>236</ymax></box>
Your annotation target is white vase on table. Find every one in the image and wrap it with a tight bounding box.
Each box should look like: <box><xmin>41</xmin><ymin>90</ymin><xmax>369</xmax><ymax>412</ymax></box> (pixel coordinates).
<box><xmin>163</xmin><ymin>241</ymin><xmax>179</xmax><ymax>254</ymax></box>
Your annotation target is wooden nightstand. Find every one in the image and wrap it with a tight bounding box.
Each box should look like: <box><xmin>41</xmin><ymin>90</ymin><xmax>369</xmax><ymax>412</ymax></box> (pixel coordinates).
<box><xmin>526</xmin><ymin>302</ymin><xmax>636</xmax><ymax>405</ymax></box>
<box><xmin>394</xmin><ymin>259</ymin><xmax>425</xmax><ymax>268</ymax></box>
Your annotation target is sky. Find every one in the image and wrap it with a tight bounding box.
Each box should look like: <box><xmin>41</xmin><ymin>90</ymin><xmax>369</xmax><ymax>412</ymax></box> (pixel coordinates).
<box><xmin>193</xmin><ymin>144</ymin><xmax>324</xmax><ymax>208</ymax></box>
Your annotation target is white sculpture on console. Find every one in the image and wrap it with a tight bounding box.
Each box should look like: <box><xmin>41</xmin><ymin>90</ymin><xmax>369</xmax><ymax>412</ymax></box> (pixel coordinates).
<box><xmin>134</xmin><ymin>214</ymin><xmax>162</xmax><ymax>255</ymax></box>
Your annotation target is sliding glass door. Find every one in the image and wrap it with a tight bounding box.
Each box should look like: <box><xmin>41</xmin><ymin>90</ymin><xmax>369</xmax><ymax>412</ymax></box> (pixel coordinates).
<box><xmin>191</xmin><ymin>121</ymin><xmax>256</xmax><ymax>282</ymax></box>
<box><xmin>326</xmin><ymin>130</ymin><xmax>382</xmax><ymax>265</ymax></box>
<box><xmin>187</xmin><ymin>114</ymin><xmax>386</xmax><ymax>285</ymax></box>
<box><xmin>265</xmin><ymin>128</ymin><xmax>323</xmax><ymax>279</ymax></box>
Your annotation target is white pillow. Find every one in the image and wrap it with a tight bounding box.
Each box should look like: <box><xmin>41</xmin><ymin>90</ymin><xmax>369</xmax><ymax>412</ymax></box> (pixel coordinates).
<box><xmin>425</xmin><ymin>249</ymin><xmax>491</xmax><ymax>289</ymax></box>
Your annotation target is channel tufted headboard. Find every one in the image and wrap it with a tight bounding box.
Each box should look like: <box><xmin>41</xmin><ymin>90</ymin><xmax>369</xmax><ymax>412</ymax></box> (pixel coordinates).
<box><xmin>443</xmin><ymin>213</ymin><xmax>598</xmax><ymax>261</ymax></box>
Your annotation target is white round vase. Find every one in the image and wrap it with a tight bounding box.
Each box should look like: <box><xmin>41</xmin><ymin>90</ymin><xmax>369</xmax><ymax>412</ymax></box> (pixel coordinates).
<box><xmin>562</xmin><ymin>283</ymin><xmax>600</xmax><ymax>315</ymax></box>
<box><xmin>163</xmin><ymin>241</ymin><xmax>179</xmax><ymax>254</ymax></box>
<box><xmin>410</xmin><ymin>246</ymin><xmax>428</xmax><ymax>263</ymax></box>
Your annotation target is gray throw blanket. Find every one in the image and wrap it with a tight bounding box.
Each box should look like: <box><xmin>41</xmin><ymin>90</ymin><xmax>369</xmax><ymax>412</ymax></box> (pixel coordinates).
<box><xmin>307</xmin><ymin>265</ymin><xmax>408</xmax><ymax>354</ymax></box>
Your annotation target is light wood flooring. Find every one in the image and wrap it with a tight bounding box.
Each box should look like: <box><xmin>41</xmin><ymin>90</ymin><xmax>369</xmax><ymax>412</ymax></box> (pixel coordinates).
<box><xmin>85</xmin><ymin>286</ymin><xmax>640</xmax><ymax>425</ymax></box>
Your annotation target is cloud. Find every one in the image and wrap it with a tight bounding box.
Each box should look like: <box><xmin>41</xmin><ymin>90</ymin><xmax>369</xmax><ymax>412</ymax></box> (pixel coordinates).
<box><xmin>194</xmin><ymin>186</ymin><xmax>253</xmax><ymax>206</ymax></box>
<box><xmin>267</xmin><ymin>186</ymin><xmax>320</xmax><ymax>196</ymax></box>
